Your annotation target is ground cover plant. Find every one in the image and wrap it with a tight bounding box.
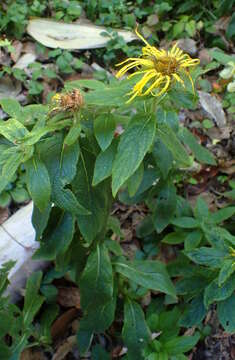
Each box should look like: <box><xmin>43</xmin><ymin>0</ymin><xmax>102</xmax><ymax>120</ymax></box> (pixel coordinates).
<box><xmin>0</xmin><ymin>1</ymin><xmax>235</xmax><ymax>359</ymax></box>
<box><xmin>0</xmin><ymin>25</ymin><xmax>234</xmax><ymax>359</ymax></box>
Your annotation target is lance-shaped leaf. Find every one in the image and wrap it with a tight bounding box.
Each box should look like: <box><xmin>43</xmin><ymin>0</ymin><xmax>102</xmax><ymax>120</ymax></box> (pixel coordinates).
<box><xmin>122</xmin><ymin>299</ymin><xmax>150</xmax><ymax>360</ymax></box>
<box><xmin>94</xmin><ymin>113</ymin><xmax>116</xmax><ymax>151</ymax></box>
<box><xmin>39</xmin><ymin>135</ymin><xmax>89</xmax><ymax>215</ymax></box>
<box><xmin>25</xmin><ymin>156</ymin><xmax>51</xmax><ymax>212</ymax></box>
<box><xmin>23</xmin><ymin>271</ymin><xmax>45</xmax><ymax>327</ymax></box>
<box><xmin>0</xmin><ymin>150</ymin><xmax>24</xmax><ymax>193</ymax></box>
<box><xmin>152</xmin><ymin>183</ymin><xmax>177</xmax><ymax>233</ymax></box>
<box><xmin>114</xmin><ymin>259</ymin><xmax>176</xmax><ymax>298</ymax></box>
<box><xmin>0</xmin><ymin>118</ymin><xmax>29</xmax><ymax>142</ymax></box>
<box><xmin>112</xmin><ymin>113</ymin><xmax>156</xmax><ymax>196</ymax></box>
<box><xmin>80</xmin><ymin>244</ymin><xmax>113</xmax><ymax>309</ymax></box>
<box><xmin>157</xmin><ymin>122</ymin><xmax>191</xmax><ymax>167</ymax></box>
<box><xmin>33</xmin><ymin>210</ymin><xmax>75</xmax><ymax>260</ymax></box>
<box><xmin>73</xmin><ymin>146</ymin><xmax>111</xmax><ymax>244</ymax></box>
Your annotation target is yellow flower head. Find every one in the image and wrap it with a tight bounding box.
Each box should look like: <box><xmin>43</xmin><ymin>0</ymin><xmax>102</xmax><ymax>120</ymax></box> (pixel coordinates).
<box><xmin>116</xmin><ymin>29</ymin><xmax>200</xmax><ymax>103</ymax></box>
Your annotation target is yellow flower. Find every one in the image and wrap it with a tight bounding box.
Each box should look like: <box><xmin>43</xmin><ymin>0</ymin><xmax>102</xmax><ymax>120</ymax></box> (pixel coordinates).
<box><xmin>116</xmin><ymin>29</ymin><xmax>200</xmax><ymax>103</ymax></box>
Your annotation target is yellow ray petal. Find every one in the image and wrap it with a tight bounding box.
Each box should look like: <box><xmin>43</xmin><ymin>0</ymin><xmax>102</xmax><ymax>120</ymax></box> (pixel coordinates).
<box><xmin>143</xmin><ymin>76</ymin><xmax>163</xmax><ymax>95</ymax></box>
<box><xmin>127</xmin><ymin>69</ymin><xmax>157</xmax><ymax>79</ymax></box>
<box><xmin>172</xmin><ymin>73</ymin><xmax>185</xmax><ymax>86</ymax></box>
<box><xmin>155</xmin><ymin>75</ymin><xmax>171</xmax><ymax>97</ymax></box>
<box><xmin>135</xmin><ymin>27</ymin><xmax>152</xmax><ymax>48</ymax></box>
<box><xmin>133</xmin><ymin>71</ymin><xmax>157</xmax><ymax>94</ymax></box>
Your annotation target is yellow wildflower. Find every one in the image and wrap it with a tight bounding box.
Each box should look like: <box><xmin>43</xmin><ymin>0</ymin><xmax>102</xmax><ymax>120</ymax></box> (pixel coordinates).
<box><xmin>116</xmin><ymin>29</ymin><xmax>200</xmax><ymax>103</ymax></box>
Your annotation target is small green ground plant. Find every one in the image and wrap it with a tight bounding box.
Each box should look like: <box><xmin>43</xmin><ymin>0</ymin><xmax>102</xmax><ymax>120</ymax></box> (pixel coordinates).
<box><xmin>0</xmin><ymin>263</ymin><xmax>58</xmax><ymax>358</ymax></box>
<box><xmin>0</xmin><ymin>30</ymin><xmax>234</xmax><ymax>359</ymax></box>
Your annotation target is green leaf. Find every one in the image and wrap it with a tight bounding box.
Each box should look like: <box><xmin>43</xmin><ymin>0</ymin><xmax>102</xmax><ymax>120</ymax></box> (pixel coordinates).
<box><xmin>184</xmin><ymin>230</ymin><xmax>203</xmax><ymax>251</ymax></box>
<box><xmin>157</xmin><ymin>107</ymin><xmax>179</xmax><ymax>132</ymax></box>
<box><xmin>152</xmin><ymin>184</ymin><xmax>177</xmax><ymax>233</ymax></box>
<box><xmin>0</xmin><ymin>261</ymin><xmax>15</xmax><ymax>295</ymax></box>
<box><xmin>162</xmin><ymin>231</ymin><xmax>187</xmax><ymax>245</ymax></box>
<box><xmin>226</xmin><ymin>12</ymin><xmax>235</xmax><ymax>39</ymax></box>
<box><xmin>171</xmin><ymin>217</ymin><xmax>199</xmax><ymax>228</ymax></box>
<box><xmin>32</xmin><ymin>204</ymin><xmax>51</xmax><ymax>241</ymax></box>
<box><xmin>0</xmin><ymin>118</ymin><xmax>28</xmax><ymax>142</ymax></box>
<box><xmin>223</xmin><ymin>189</ymin><xmax>235</xmax><ymax>200</ymax></box>
<box><xmin>22</xmin><ymin>104</ymin><xmax>47</xmax><ymax>126</ymax></box>
<box><xmin>136</xmin><ymin>215</ymin><xmax>155</xmax><ymax>238</ymax></box>
<box><xmin>186</xmin><ymin>247</ymin><xmax>228</xmax><ymax>268</ymax></box>
<box><xmin>34</xmin><ymin>210</ymin><xmax>75</xmax><ymax>260</ymax></box>
<box><xmin>39</xmin><ymin>136</ymin><xmax>89</xmax><ymax>215</ymax></box>
<box><xmin>218</xmin><ymin>259</ymin><xmax>235</xmax><ymax>286</ymax></box>
<box><xmin>77</xmin><ymin>329</ymin><xmax>93</xmax><ymax>356</ymax></box>
<box><xmin>66</xmin><ymin>79</ymin><xmax>106</xmax><ymax>91</ymax></box>
<box><xmin>40</xmin><ymin>304</ymin><xmax>59</xmax><ymax>342</ymax></box>
<box><xmin>0</xmin><ymin>309</ymin><xmax>10</xmax><ymax>337</ymax></box>
<box><xmin>180</xmin><ymin>295</ymin><xmax>206</xmax><ymax>327</ymax></box>
<box><xmin>169</xmin><ymin>88</ymin><xmax>197</xmax><ymax>109</ymax></box>
<box><xmin>209</xmin><ymin>49</ymin><xmax>234</xmax><ymax>65</ymax></box>
<box><xmin>92</xmin><ymin>140</ymin><xmax>117</xmax><ymax>186</ymax></box>
<box><xmin>40</xmin><ymin>135</ymin><xmax>79</xmax><ymax>187</ymax></box>
<box><xmin>25</xmin><ymin>156</ymin><xmax>51</xmax><ymax>212</ymax></box>
<box><xmin>53</xmin><ymin>184</ymin><xmax>90</xmax><ymax>216</ymax></box>
<box><xmin>105</xmin><ymin>238</ymin><xmax>123</xmax><ymax>256</ymax></box>
<box><xmin>179</xmin><ymin>127</ymin><xmax>216</xmax><ymax>165</ymax></box>
<box><xmin>164</xmin><ymin>333</ymin><xmax>200</xmax><ymax>355</ymax></box>
<box><xmin>23</xmin><ymin>271</ymin><xmax>45</xmax><ymax>327</ymax></box>
<box><xmin>82</xmin><ymin>77</ymin><xmax>136</xmax><ymax>107</ymax></box>
<box><xmin>0</xmin><ymin>341</ymin><xmax>12</xmax><ymax>360</ymax></box>
<box><xmin>205</xmin><ymin>227</ymin><xmax>235</xmax><ymax>247</ymax></box>
<box><xmin>122</xmin><ymin>299</ymin><xmax>150</xmax><ymax>360</ymax></box>
<box><xmin>112</xmin><ymin>114</ymin><xmax>156</xmax><ymax>196</ymax></box>
<box><xmin>22</xmin><ymin>126</ymin><xmax>54</xmax><ymax>146</ymax></box>
<box><xmin>92</xmin><ymin>345</ymin><xmax>111</xmax><ymax>360</ymax></box>
<box><xmin>64</xmin><ymin>122</ymin><xmax>81</xmax><ymax>146</ymax></box>
<box><xmin>127</xmin><ymin>162</ymin><xmax>144</xmax><ymax>197</ymax></box>
<box><xmin>218</xmin><ymin>295</ymin><xmax>235</xmax><ymax>333</ymax></box>
<box><xmin>73</xmin><ymin>146</ymin><xmax>111</xmax><ymax>244</ymax></box>
<box><xmin>157</xmin><ymin>123</ymin><xmax>191</xmax><ymax>167</ymax></box>
<box><xmin>0</xmin><ymin>151</ymin><xmax>23</xmax><ymax>193</ymax></box>
<box><xmin>152</xmin><ymin>138</ymin><xmax>173</xmax><ymax>178</ymax></box>
<box><xmin>79</xmin><ymin>294</ymin><xmax>116</xmax><ymax>333</ymax></box>
<box><xmin>0</xmin><ymin>98</ymin><xmax>22</xmax><ymax>119</ymax></box>
<box><xmin>80</xmin><ymin>244</ymin><xmax>113</xmax><ymax>309</ymax></box>
<box><xmin>210</xmin><ymin>207</ymin><xmax>235</xmax><ymax>224</ymax></box>
<box><xmin>94</xmin><ymin>113</ymin><xmax>116</xmax><ymax>151</ymax></box>
<box><xmin>107</xmin><ymin>215</ymin><xmax>123</xmax><ymax>238</ymax></box>
<box><xmin>204</xmin><ymin>274</ymin><xmax>235</xmax><ymax>308</ymax></box>
<box><xmin>114</xmin><ymin>259</ymin><xmax>176</xmax><ymax>297</ymax></box>
<box><xmin>176</xmin><ymin>275</ymin><xmax>210</xmax><ymax>296</ymax></box>
<box><xmin>194</xmin><ymin>197</ymin><xmax>209</xmax><ymax>219</ymax></box>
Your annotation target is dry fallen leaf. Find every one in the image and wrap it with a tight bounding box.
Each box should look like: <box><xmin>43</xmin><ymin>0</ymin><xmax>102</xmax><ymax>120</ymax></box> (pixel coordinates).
<box><xmin>0</xmin><ymin>207</ymin><xmax>9</xmax><ymax>225</ymax></box>
<box><xmin>11</xmin><ymin>40</ymin><xmax>23</xmax><ymax>63</ymax></box>
<box><xmin>177</xmin><ymin>38</ymin><xmax>197</xmax><ymax>56</ymax></box>
<box><xmin>57</xmin><ymin>287</ymin><xmax>81</xmax><ymax>309</ymax></box>
<box><xmin>52</xmin><ymin>336</ymin><xmax>77</xmax><ymax>360</ymax></box>
<box><xmin>51</xmin><ymin>308</ymin><xmax>79</xmax><ymax>340</ymax></box>
<box><xmin>13</xmin><ymin>53</ymin><xmax>37</xmax><ymax>70</ymax></box>
<box><xmin>27</xmin><ymin>18</ymin><xmax>137</xmax><ymax>50</ymax></box>
<box><xmin>198</xmin><ymin>91</ymin><xmax>226</xmax><ymax>128</ymax></box>
<box><xmin>20</xmin><ymin>348</ymin><xmax>46</xmax><ymax>360</ymax></box>
<box><xmin>0</xmin><ymin>76</ymin><xmax>22</xmax><ymax>100</ymax></box>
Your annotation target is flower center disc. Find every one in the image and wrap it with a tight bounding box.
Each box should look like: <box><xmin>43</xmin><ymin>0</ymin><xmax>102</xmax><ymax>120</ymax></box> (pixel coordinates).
<box><xmin>154</xmin><ymin>56</ymin><xmax>178</xmax><ymax>75</ymax></box>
